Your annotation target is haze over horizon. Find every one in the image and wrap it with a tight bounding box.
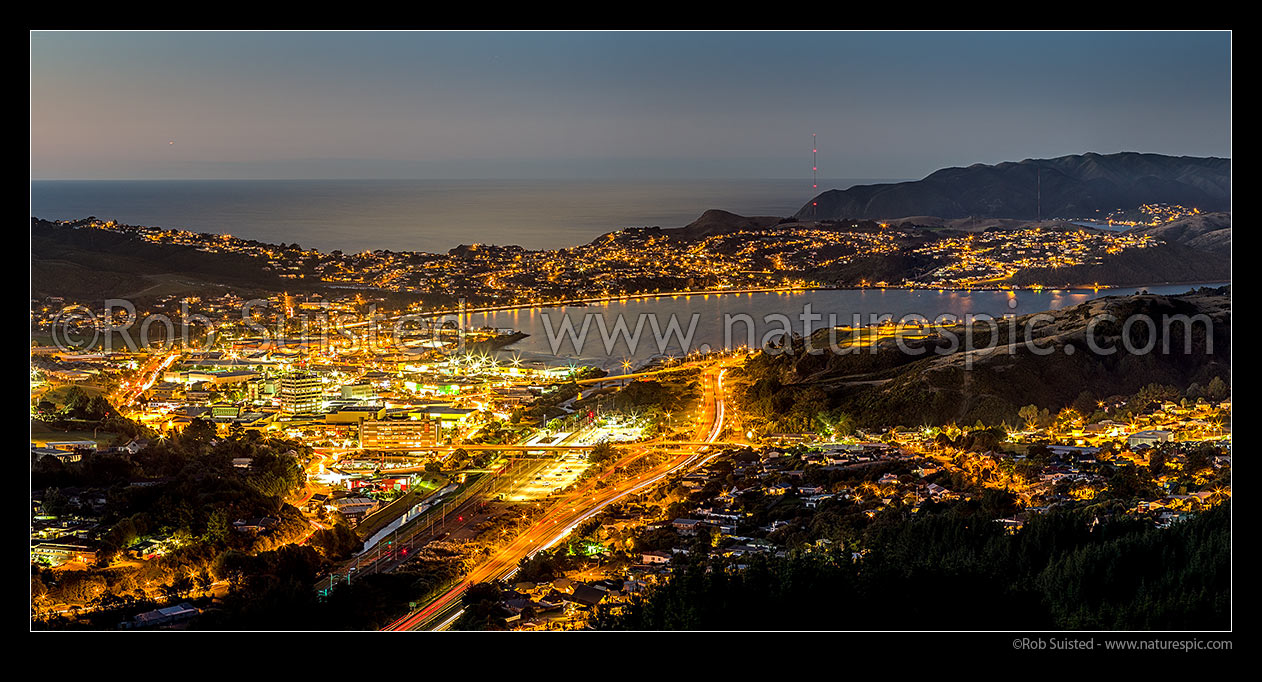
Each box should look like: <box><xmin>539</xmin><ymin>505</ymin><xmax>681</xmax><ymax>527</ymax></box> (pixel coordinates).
<box><xmin>31</xmin><ymin>31</ymin><xmax>1231</xmax><ymax>182</ymax></box>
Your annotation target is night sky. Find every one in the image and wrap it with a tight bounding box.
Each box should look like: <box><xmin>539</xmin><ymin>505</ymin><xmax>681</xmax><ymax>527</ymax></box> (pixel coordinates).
<box><xmin>30</xmin><ymin>31</ymin><xmax>1232</xmax><ymax>180</ymax></box>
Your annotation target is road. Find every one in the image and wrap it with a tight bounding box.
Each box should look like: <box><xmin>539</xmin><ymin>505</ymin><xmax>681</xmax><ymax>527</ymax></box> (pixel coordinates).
<box><xmin>114</xmin><ymin>351</ymin><xmax>181</xmax><ymax>411</ymax></box>
<box><xmin>574</xmin><ymin>363</ymin><xmax>698</xmax><ymax>386</ymax></box>
<box><xmin>321</xmin><ymin>457</ymin><xmax>559</xmax><ymax>585</ymax></box>
<box><xmin>382</xmin><ymin>361</ymin><xmax>731</xmax><ymax>631</ymax></box>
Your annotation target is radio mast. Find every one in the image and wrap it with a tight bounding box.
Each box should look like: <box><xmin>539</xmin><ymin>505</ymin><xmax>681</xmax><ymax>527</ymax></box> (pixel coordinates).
<box><xmin>1037</xmin><ymin>168</ymin><xmax>1042</xmax><ymax>222</ymax></box>
<box><xmin>810</xmin><ymin>133</ymin><xmax>819</xmax><ymax>219</ymax></box>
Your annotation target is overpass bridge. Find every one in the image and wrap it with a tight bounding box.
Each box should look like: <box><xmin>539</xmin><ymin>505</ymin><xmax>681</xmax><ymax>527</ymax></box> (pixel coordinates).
<box><xmin>359</xmin><ymin>444</ymin><xmax>600</xmax><ymax>455</ymax></box>
<box><xmin>355</xmin><ymin>441</ymin><xmax>747</xmax><ymax>474</ymax></box>
<box><xmin>370</xmin><ymin>441</ymin><xmax>746</xmax><ymax>453</ymax></box>
<box><xmin>574</xmin><ymin>364</ymin><xmax>697</xmax><ymax>386</ymax></box>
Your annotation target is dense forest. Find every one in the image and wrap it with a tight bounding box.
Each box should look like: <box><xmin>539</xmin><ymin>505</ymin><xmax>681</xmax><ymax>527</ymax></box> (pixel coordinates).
<box><xmin>595</xmin><ymin>503</ymin><xmax>1230</xmax><ymax>630</ymax></box>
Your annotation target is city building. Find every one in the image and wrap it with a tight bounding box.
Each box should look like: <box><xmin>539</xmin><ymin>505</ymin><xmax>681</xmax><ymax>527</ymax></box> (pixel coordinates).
<box><xmin>360</xmin><ymin>418</ymin><xmax>439</xmax><ymax>449</ymax></box>
<box><xmin>1128</xmin><ymin>429</ymin><xmax>1174</xmax><ymax>449</ymax></box>
<box><xmin>279</xmin><ymin>372</ymin><xmax>322</xmax><ymax>415</ymax></box>
<box><xmin>340</xmin><ymin>383</ymin><xmax>375</xmax><ymax>400</ymax></box>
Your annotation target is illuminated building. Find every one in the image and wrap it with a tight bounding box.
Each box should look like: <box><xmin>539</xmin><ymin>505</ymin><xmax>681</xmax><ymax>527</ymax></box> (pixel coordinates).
<box><xmin>360</xmin><ymin>418</ymin><xmax>439</xmax><ymax>449</ymax></box>
<box><xmin>279</xmin><ymin>372</ymin><xmax>322</xmax><ymax>415</ymax></box>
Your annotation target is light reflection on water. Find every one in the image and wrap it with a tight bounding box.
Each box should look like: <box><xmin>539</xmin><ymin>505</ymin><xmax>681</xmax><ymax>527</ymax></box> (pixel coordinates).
<box><xmin>470</xmin><ymin>282</ymin><xmax>1227</xmax><ymax>369</ymax></box>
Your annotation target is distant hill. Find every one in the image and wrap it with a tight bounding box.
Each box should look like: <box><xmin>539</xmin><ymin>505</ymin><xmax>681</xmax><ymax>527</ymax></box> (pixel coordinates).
<box><xmin>663</xmin><ymin>209</ymin><xmax>784</xmax><ymax>240</ymax></box>
<box><xmin>798</xmin><ymin>152</ymin><xmax>1231</xmax><ymax>221</ymax></box>
<box><xmin>30</xmin><ymin>219</ymin><xmax>295</xmax><ymax>301</ymax></box>
<box><xmin>1128</xmin><ymin>211</ymin><xmax>1232</xmax><ymax>256</ymax></box>
<box><xmin>649</xmin><ymin>207</ymin><xmax>1228</xmax><ymax>287</ymax></box>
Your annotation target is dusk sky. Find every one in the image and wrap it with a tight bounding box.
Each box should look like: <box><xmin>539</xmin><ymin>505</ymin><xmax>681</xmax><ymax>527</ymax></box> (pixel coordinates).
<box><xmin>31</xmin><ymin>31</ymin><xmax>1231</xmax><ymax>181</ymax></box>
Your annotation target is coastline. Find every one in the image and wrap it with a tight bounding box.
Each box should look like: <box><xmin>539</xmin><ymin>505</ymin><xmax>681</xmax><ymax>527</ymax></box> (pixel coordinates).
<box><xmin>420</xmin><ymin>281</ymin><xmax>1231</xmax><ymax>317</ymax></box>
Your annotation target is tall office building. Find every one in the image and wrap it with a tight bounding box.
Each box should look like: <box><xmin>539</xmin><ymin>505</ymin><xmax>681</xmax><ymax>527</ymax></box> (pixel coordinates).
<box><xmin>279</xmin><ymin>372</ymin><xmax>322</xmax><ymax>415</ymax></box>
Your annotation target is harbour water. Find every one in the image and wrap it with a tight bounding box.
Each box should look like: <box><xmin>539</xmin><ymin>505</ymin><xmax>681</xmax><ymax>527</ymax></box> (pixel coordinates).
<box><xmin>469</xmin><ymin>283</ymin><xmax>1229</xmax><ymax>369</ymax></box>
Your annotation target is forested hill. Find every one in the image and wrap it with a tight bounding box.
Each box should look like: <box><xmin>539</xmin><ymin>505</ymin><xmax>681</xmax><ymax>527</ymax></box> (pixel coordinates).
<box><xmin>31</xmin><ymin>218</ymin><xmax>297</xmax><ymax>301</ymax></box>
<box><xmin>736</xmin><ymin>286</ymin><xmax>1231</xmax><ymax>429</ymax></box>
<box><xmin>596</xmin><ymin>503</ymin><xmax>1230</xmax><ymax>631</ymax></box>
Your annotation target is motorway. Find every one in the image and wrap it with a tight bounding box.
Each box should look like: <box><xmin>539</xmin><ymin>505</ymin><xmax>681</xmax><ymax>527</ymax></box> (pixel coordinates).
<box><xmin>320</xmin><ymin>456</ymin><xmax>556</xmax><ymax>585</ymax></box>
<box><xmin>113</xmin><ymin>351</ymin><xmax>180</xmax><ymax>410</ymax></box>
<box><xmin>382</xmin><ymin>360</ymin><xmax>732</xmax><ymax>631</ymax></box>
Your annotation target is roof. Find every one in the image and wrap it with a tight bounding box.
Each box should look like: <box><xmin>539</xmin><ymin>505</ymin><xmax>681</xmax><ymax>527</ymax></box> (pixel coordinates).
<box><xmin>571</xmin><ymin>584</ymin><xmax>606</xmax><ymax>606</ymax></box>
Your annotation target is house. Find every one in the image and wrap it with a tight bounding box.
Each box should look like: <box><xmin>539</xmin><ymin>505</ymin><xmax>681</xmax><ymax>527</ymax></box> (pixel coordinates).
<box><xmin>233</xmin><ymin>516</ymin><xmax>280</xmax><ymax>534</ymax></box>
<box><xmin>31</xmin><ymin>446</ymin><xmax>83</xmax><ymax>464</ymax></box>
<box><xmin>570</xmin><ymin>583</ymin><xmax>607</xmax><ymax>607</ymax></box>
<box><xmin>994</xmin><ymin>517</ymin><xmax>1024</xmax><ymax>534</ymax></box>
<box><xmin>306</xmin><ymin>492</ymin><xmax>329</xmax><ymax>513</ymax></box>
<box><xmin>31</xmin><ymin>542</ymin><xmax>97</xmax><ymax>566</ymax></box>
<box><xmin>126</xmin><ymin>603</ymin><xmax>199</xmax><ymax>628</ymax></box>
<box><xmin>671</xmin><ymin>518</ymin><xmax>705</xmax><ymax>535</ymax></box>
<box><xmin>641</xmin><ymin>550</ymin><xmax>672</xmax><ymax>565</ymax></box>
<box><xmin>803</xmin><ymin>494</ymin><xmax>833</xmax><ymax>509</ymax></box>
<box><xmin>1128</xmin><ymin>430</ymin><xmax>1173</xmax><ymax>449</ymax></box>
<box><xmin>330</xmin><ymin>497</ymin><xmax>379</xmax><ymax>524</ymax></box>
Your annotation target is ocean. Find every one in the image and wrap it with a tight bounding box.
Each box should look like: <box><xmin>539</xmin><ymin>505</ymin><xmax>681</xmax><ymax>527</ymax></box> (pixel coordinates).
<box><xmin>30</xmin><ymin>178</ymin><xmax>893</xmax><ymax>254</ymax></box>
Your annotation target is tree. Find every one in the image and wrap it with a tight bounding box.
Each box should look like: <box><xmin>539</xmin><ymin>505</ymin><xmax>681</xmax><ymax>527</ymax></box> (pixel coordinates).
<box><xmin>211</xmin><ymin>550</ymin><xmax>251</xmax><ymax>585</ymax></box>
<box><xmin>85</xmin><ymin>394</ymin><xmax>113</xmax><ymax>421</ymax></box>
<box><xmin>63</xmin><ymin>386</ymin><xmax>89</xmax><ymax>416</ymax></box>
<box><xmin>181</xmin><ymin>418</ymin><xmax>217</xmax><ymax>449</ymax></box>
<box><xmin>36</xmin><ymin>400</ymin><xmax>57</xmax><ymax>418</ymax></box>
<box><xmin>445</xmin><ymin>449</ymin><xmax>470</xmax><ymax>470</ymax></box>
<box><xmin>1149</xmin><ymin>449</ymin><xmax>1169</xmax><ymax>479</ymax></box>
<box><xmin>310</xmin><ymin>521</ymin><xmax>362</xmax><ymax>561</ymax></box>
<box><xmin>1018</xmin><ymin>405</ymin><xmax>1040</xmax><ymax>429</ymax></box>
<box><xmin>462</xmin><ymin>581</ymin><xmax>503</xmax><ymax>607</ymax></box>
<box><xmin>1205</xmin><ymin>376</ymin><xmax>1228</xmax><ymax>401</ymax></box>
<box><xmin>41</xmin><ymin>488</ymin><xmax>72</xmax><ymax>518</ymax></box>
<box><xmin>1053</xmin><ymin>408</ymin><xmax>1082</xmax><ymax>432</ymax></box>
<box><xmin>588</xmin><ymin>442</ymin><xmax>618</xmax><ymax>465</ymax></box>
<box><xmin>1185</xmin><ymin>444</ymin><xmax>1215</xmax><ymax>474</ymax></box>
<box><xmin>205</xmin><ymin>509</ymin><xmax>231</xmax><ymax>545</ymax></box>
<box><xmin>1072</xmin><ymin>390</ymin><xmax>1097</xmax><ymax>416</ymax></box>
<box><xmin>1027</xmin><ymin>444</ymin><xmax>1053</xmax><ymax>467</ymax></box>
<box><xmin>1106</xmin><ymin>466</ymin><xmax>1157</xmax><ymax>501</ymax></box>
<box><xmin>1134</xmin><ymin>383</ymin><xmax>1180</xmax><ymax>407</ymax></box>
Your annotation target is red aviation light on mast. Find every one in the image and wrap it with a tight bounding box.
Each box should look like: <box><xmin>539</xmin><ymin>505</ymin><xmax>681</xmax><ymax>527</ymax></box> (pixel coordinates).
<box><xmin>811</xmin><ymin>133</ymin><xmax>819</xmax><ymax>215</ymax></box>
